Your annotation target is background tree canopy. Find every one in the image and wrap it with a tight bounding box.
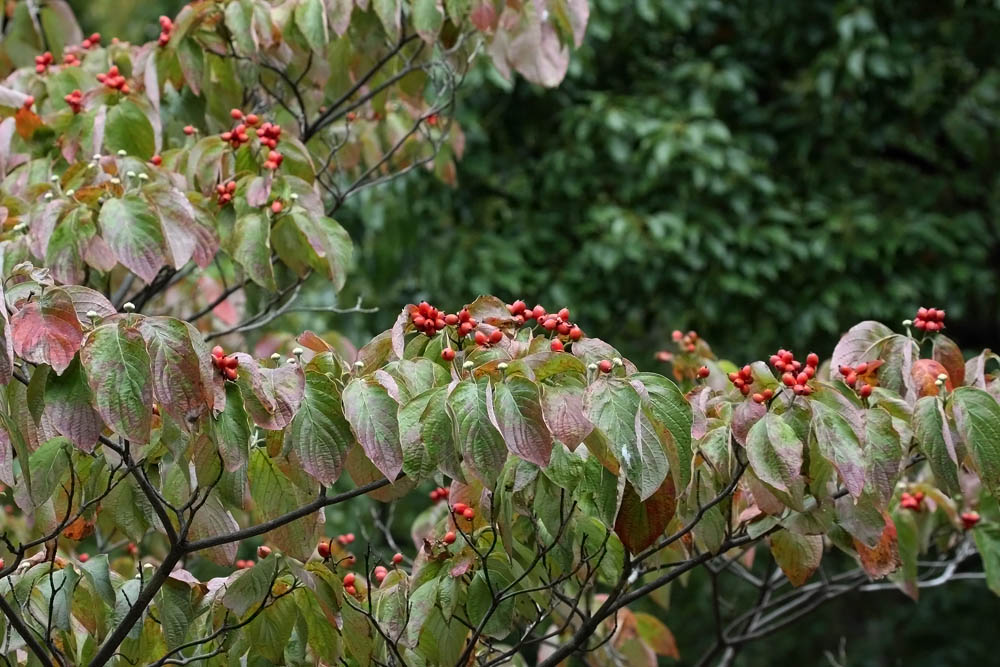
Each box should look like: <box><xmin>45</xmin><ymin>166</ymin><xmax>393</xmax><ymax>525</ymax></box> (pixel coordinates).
<box><xmin>334</xmin><ymin>0</ymin><xmax>1000</xmax><ymax>363</ymax></box>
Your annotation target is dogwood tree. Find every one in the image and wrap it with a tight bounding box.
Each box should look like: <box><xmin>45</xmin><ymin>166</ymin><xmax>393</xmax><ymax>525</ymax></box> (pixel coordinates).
<box><xmin>0</xmin><ymin>2</ymin><xmax>998</xmax><ymax>666</ymax></box>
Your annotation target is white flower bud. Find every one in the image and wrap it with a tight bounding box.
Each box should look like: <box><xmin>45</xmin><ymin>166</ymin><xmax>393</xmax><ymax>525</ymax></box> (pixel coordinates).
<box><xmin>354</xmin><ymin>360</ymin><xmax>364</xmax><ymax>368</ymax></box>
<box><xmin>126</xmin><ymin>170</ymin><xmax>136</xmax><ymax>178</ymax></box>
<box><xmin>612</xmin><ymin>357</ymin><xmax>624</xmax><ymax>367</ymax></box>
<box><xmin>50</xmin><ymin>174</ymin><xmax>59</xmax><ymax>182</ymax></box>
<box><xmin>92</xmin><ymin>154</ymin><xmax>102</xmax><ymax>161</ymax></box>
<box><xmin>902</xmin><ymin>319</ymin><xmax>913</xmax><ymax>327</ymax></box>
<box><xmin>270</xmin><ymin>353</ymin><xmax>281</xmax><ymax>361</ymax></box>
<box><xmin>86</xmin><ymin>310</ymin><xmax>99</xmax><ymax>320</ymax></box>
<box><xmin>588</xmin><ymin>363</ymin><xmax>598</xmax><ymax>371</ymax></box>
<box><xmin>122</xmin><ymin>302</ymin><xmax>135</xmax><ymax>312</ymax></box>
<box><xmin>937</xmin><ymin>373</ymin><xmax>948</xmax><ymax>382</ymax></box>
<box><xmin>117</xmin><ymin>149</ymin><xmax>127</xmax><ymax>157</ymax></box>
<box><xmin>43</xmin><ymin>192</ymin><xmax>53</xmax><ymax>200</ymax></box>
<box><xmin>463</xmin><ymin>360</ymin><xmax>473</xmax><ymax>369</ymax></box>
<box><xmin>292</xmin><ymin>347</ymin><xmax>303</xmax><ymax>356</ymax></box>
<box><xmin>137</xmin><ymin>173</ymin><xmax>148</xmax><ymax>181</ymax></box>
<box><xmin>498</xmin><ymin>362</ymin><xmax>508</xmax><ymax>371</ymax></box>
<box><xmin>110</xmin><ymin>177</ymin><xmax>121</xmax><ymax>185</ymax></box>
<box><xmin>65</xmin><ymin>189</ymin><xmax>75</xmax><ymax>197</ymax></box>
<box><xmin>290</xmin><ymin>193</ymin><xmax>299</xmax><ymax>201</ymax></box>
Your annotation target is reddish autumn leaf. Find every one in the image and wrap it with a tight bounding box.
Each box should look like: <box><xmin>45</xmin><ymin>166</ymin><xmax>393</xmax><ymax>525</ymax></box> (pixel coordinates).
<box><xmin>11</xmin><ymin>287</ymin><xmax>84</xmax><ymax>374</ymax></box>
<box><xmin>614</xmin><ymin>477</ymin><xmax>677</xmax><ymax>555</ymax></box>
<box><xmin>911</xmin><ymin>358</ymin><xmax>953</xmax><ymax>397</ymax></box>
<box><xmin>853</xmin><ymin>511</ymin><xmax>901</xmax><ymax>578</ymax></box>
<box><xmin>932</xmin><ymin>335</ymin><xmax>966</xmax><ymax>387</ymax></box>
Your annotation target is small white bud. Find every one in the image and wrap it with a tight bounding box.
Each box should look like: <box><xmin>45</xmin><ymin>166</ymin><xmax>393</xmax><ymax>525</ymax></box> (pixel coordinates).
<box><xmin>12</xmin><ymin>222</ymin><xmax>26</xmax><ymax>233</ymax></box>
<box><xmin>935</xmin><ymin>378</ymin><xmax>944</xmax><ymax>387</ymax></box>
<box><xmin>588</xmin><ymin>363</ymin><xmax>598</xmax><ymax>371</ymax></box>
<box><xmin>612</xmin><ymin>357</ymin><xmax>624</xmax><ymax>367</ymax></box>
<box><xmin>92</xmin><ymin>154</ymin><xmax>102</xmax><ymax>161</ymax></box>
<box><xmin>86</xmin><ymin>310</ymin><xmax>99</xmax><ymax>320</ymax></box>
<box><xmin>117</xmin><ymin>149</ymin><xmax>127</xmax><ymax>157</ymax></box>
<box><xmin>110</xmin><ymin>177</ymin><xmax>121</xmax><ymax>185</ymax></box>
<box><xmin>290</xmin><ymin>193</ymin><xmax>299</xmax><ymax>201</ymax></box>
<box><xmin>65</xmin><ymin>189</ymin><xmax>75</xmax><ymax>197</ymax></box>
<box><xmin>292</xmin><ymin>347</ymin><xmax>303</xmax><ymax>357</ymax></box>
<box><xmin>286</xmin><ymin>358</ymin><xmax>297</xmax><ymax>365</ymax></box>
<box><xmin>43</xmin><ymin>192</ymin><xmax>53</xmax><ymax>200</ymax></box>
<box><xmin>902</xmin><ymin>319</ymin><xmax>913</xmax><ymax>327</ymax></box>
<box><xmin>50</xmin><ymin>174</ymin><xmax>59</xmax><ymax>182</ymax></box>
<box><xmin>137</xmin><ymin>173</ymin><xmax>148</xmax><ymax>181</ymax></box>
<box><xmin>126</xmin><ymin>170</ymin><xmax>136</xmax><ymax>178</ymax></box>
<box><xmin>462</xmin><ymin>360</ymin><xmax>473</xmax><ymax>370</ymax></box>
<box><xmin>122</xmin><ymin>302</ymin><xmax>135</xmax><ymax>313</ymax></box>
<box><xmin>937</xmin><ymin>373</ymin><xmax>948</xmax><ymax>382</ymax></box>
<box><xmin>497</xmin><ymin>362</ymin><xmax>508</xmax><ymax>371</ymax></box>
<box><xmin>87</xmin><ymin>163</ymin><xmax>97</xmax><ymax>170</ymax></box>
<box><xmin>354</xmin><ymin>360</ymin><xmax>364</xmax><ymax>368</ymax></box>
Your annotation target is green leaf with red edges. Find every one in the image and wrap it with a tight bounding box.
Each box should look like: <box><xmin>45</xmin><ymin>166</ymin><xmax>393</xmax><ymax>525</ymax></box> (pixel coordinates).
<box><xmin>232</xmin><ymin>212</ymin><xmax>276</xmax><ymax>290</ymax></box>
<box><xmin>285</xmin><ymin>368</ymin><xmax>353</xmax><ymax>485</ymax></box>
<box><xmin>10</xmin><ymin>286</ymin><xmax>83</xmax><ymax>375</ymax></box>
<box><xmin>491</xmin><ymin>375</ymin><xmax>553</xmax><ymax>467</ymax></box>
<box><xmin>98</xmin><ymin>195</ymin><xmax>168</xmax><ymax>284</ymax></box>
<box><xmin>933</xmin><ymin>334</ymin><xmax>966</xmax><ymax>386</ymax></box>
<box><xmin>852</xmin><ymin>510</ymin><xmax>900</xmax><ymax>578</ymax></box>
<box><xmin>631</xmin><ymin>372</ymin><xmax>693</xmax><ymax>492</ymax></box>
<box><xmin>540</xmin><ymin>383</ymin><xmax>592</xmax><ymax>451</ymax></box>
<box><xmin>343</xmin><ymin>377</ymin><xmax>404</xmax><ymax>480</ymax></box>
<box><xmin>80</xmin><ymin>318</ymin><xmax>152</xmax><ymax>443</ymax></box>
<box><xmin>292</xmin><ymin>214</ymin><xmax>353</xmax><ymax>292</ymax></box>
<box><xmin>746</xmin><ymin>412</ymin><xmax>806</xmax><ymax>511</ymax></box>
<box><xmin>400</xmin><ymin>385</ymin><xmax>453</xmax><ymax>480</ymax></box>
<box><xmin>233</xmin><ymin>354</ymin><xmax>305</xmax><ymax>430</ymax></box>
<box><xmin>952</xmin><ymin>387</ymin><xmax>1000</xmax><ymax>498</ymax></box>
<box><xmin>586</xmin><ymin>378</ymin><xmax>667</xmax><ymax>501</ymax></box>
<box><xmin>811</xmin><ymin>401</ymin><xmax>865</xmax><ymax>499</ymax></box>
<box><xmin>769</xmin><ymin>530</ymin><xmax>822</xmax><ymax>586</ymax></box>
<box><xmin>212</xmin><ymin>382</ymin><xmax>251</xmax><ymax>473</ymax></box>
<box><xmin>44</xmin><ymin>357</ymin><xmax>102</xmax><ymax>452</ymax></box>
<box><xmin>448</xmin><ymin>377</ymin><xmax>506</xmax><ymax>488</ymax></box>
<box><xmin>863</xmin><ymin>406</ymin><xmax>903</xmax><ymax>508</ymax></box>
<box><xmin>634</xmin><ymin>612</ymin><xmax>679</xmax><ymax>659</ymax></box>
<box><xmin>614</xmin><ymin>477</ymin><xmax>676</xmax><ymax>555</ymax></box>
<box><xmin>911</xmin><ymin>396</ymin><xmax>960</xmax><ymax>495</ymax></box>
<box><xmin>139</xmin><ymin>316</ymin><xmax>213</xmax><ymax>427</ymax></box>
<box><xmin>831</xmin><ymin>320</ymin><xmax>893</xmax><ymax>372</ymax></box>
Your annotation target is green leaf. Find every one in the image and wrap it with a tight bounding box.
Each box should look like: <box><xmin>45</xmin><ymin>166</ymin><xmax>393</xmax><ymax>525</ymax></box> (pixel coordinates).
<box><xmin>811</xmin><ymin>401</ymin><xmax>865</xmax><ymax>499</ymax></box>
<box><xmin>294</xmin><ymin>0</ymin><xmax>328</xmax><ymax>50</ymax></box>
<box><xmin>79</xmin><ymin>554</ymin><xmax>115</xmax><ymax>606</ymax></box>
<box><xmin>80</xmin><ymin>319</ymin><xmax>152</xmax><ymax>443</ymax></box>
<box><xmin>413</xmin><ymin>0</ymin><xmax>444</xmax><ymax>41</ymax></box>
<box><xmin>98</xmin><ymin>195</ymin><xmax>168</xmax><ymax>284</ymax></box>
<box><xmin>466</xmin><ymin>557</ymin><xmax>515</xmax><ymax>639</ymax></box>
<box><xmin>343</xmin><ymin>377</ymin><xmax>403</xmax><ymax>480</ymax></box>
<box><xmin>10</xmin><ymin>286</ymin><xmax>84</xmax><ymax>375</ymax></box>
<box><xmin>28</xmin><ymin>437</ymin><xmax>70</xmax><ymax>508</ymax></box>
<box><xmin>912</xmin><ymin>396</ymin><xmax>960</xmax><ymax>495</ymax></box>
<box><xmin>286</xmin><ymin>369</ymin><xmax>353</xmax><ymax>485</ymax></box>
<box><xmin>224</xmin><ymin>554</ymin><xmax>280</xmax><ymax>617</ymax></box>
<box><xmin>292</xmin><ymin>214</ymin><xmax>353</xmax><ymax>292</ymax></box>
<box><xmin>232</xmin><ymin>212</ymin><xmax>276</xmax><ymax>290</ymax></box>
<box><xmin>746</xmin><ymin>412</ymin><xmax>805</xmax><ymax>510</ymax></box>
<box><xmin>404</xmin><ymin>578</ymin><xmax>439</xmax><ymax>647</ymax></box>
<box><xmin>157</xmin><ymin>580</ymin><xmax>194</xmax><ymax>650</ymax></box>
<box><xmin>45</xmin><ymin>356</ymin><xmax>102</xmax><ymax>451</ymax></box>
<box><xmin>448</xmin><ymin>377</ymin><xmax>506</xmax><ymax>488</ymax></box>
<box><xmin>953</xmin><ymin>387</ymin><xmax>1000</xmax><ymax>498</ymax></box>
<box><xmin>586</xmin><ymin>378</ymin><xmax>667</xmax><ymax>501</ymax></box>
<box><xmin>104</xmin><ymin>100</ymin><xmax>155</xmax><ymax>159</ymax></box>
<box><xmin>863</xmin><ymin>406</ymin><xmax>903</xmax><ymax>507</ymax></box>
<box><xmin>373</xmin><ymin>0</ymin><xmax>402</xmax><ymax>40</ymax></box>
<box><xmin>247</xmin><ymin>591</ymin><xmax>296</xmax><ymax>662</ymax></box>
<box><xmin>492</xmin><ymin>376</ymin><xmax>553</xmax><ymax>467</ymax></box>
<box><xmin>769</xmin><ymin>530</ymin><xmax>822</xmax><ymax>586</ymax></box>
<box><xmin>139</xmin><ymin>316</ymin><xmax>212</xmax><ymax>426</ymax></box>
<box><xmin>973</xmin><ymin>523</ymin><xmax>1000</xmax><ymax>596</ymax></box>
<box><xmin>213</xmin><ymin>382</ymin><xmax>251</xmax><ymax>472</ymax></box>
<box><xmin>630</xmin><ymin>373</ymin><xmax>693</xmax><ymax>492</ymax></box>
<box><xmin>235</xmin><ymin>356</ymin><xmax>305</xmax><ymax>430</ymax></box>
<box><xmin>248</xmin><ymin>450</ymin><xmax>321</xmax><ymax>559</ymax></box>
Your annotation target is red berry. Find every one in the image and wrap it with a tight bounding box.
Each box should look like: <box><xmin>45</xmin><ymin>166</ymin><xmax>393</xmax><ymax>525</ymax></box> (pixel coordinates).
<box><xmin>441</xmin><ymin>348</ymin><xmax>456</xmax><ymax>362</ymax></box>
<box><xmin>429</xmin><ymin>489</ymin><xmax>440</xmax><ymax>501</ymax></box>
<box><xmin>845</xmin><ymin>372</ymin><xmax>858</xmax><ymax>387</ymax></box>
<box><xmin>224</xmin><ymin>367</ymin><xmax>237</xmax><ymax>381</ymax></box>
<box><xmin>183</xmin><ymin>125</ymin><xmax>195</xmax><ymax>135</ymax></box>
<box><xmin>443</xmin><ymin>531</ymin><xmax>456</xmax><ymax>544</ymax></box>
<box><xmin>257</xmin><ymin>545</ymin><xmax>271</xmax><ymax>559</ymax></box>
<box><xmin>672</xmin><ymin>330</ymin><xmax>683</xmax><ymax>341</ymax></box>
<box><xmin>230</xmin><ymin>108</ymin><xmax>243</xmax><ymax>119</ymax></box>
<box><xmin>859</xmin><ymin>384</ymin><xmax>872</xmax><ymax>398</ymax></box>
<box><xmin>212</xmin><ymin>345</ymin><xmax>225</xmax><ymax>358</ymax></box>
<box><xmin>550</xmin><ymin>339</ymin><xmax>564</xmax><ymax>352</ymax></box>
<box><xmin>598</xmin><ymin>360</ymin><xmax>613</xmax><ymax>373</ymax></box>
<box><xmin>961</xmin><ymin>511</ymin><xmax>981</xmax><ymax>529</ymax></box>
<box><xmin>855</xmin><ymin>362</ymin><xmax>868</xmax><ymax>374</ymax></box>
<box><xmin>271</xmin><ymin>200</ymin><xmax>283</xmax><ymax>214</ymax></box>
<box><xmin>343</xmin><ymin>573</ymin><xmax>356</xmax><ymax>586</ymax></box>
<box><xmin>452</xmin><ymin>503</ymin><xmax>468</xmax><ymax>514</ymax></box>
<box><xmin>806</xmin><ymin>353</ymin><xmax>819</xmax><ymax>367</ymax></box>
<box><xmin>445</xmin><ymin>313</ymin><xmax>459</xmax><ymax>325</ymax></box>
<box><xmin>474</xmin><ymin>331</ymin><xmax>488</xmax><ymax>346</ymax></box>
<box><xmin>782</xmin><ymin>372</ymin><xmax>795</xmax><ymax>386</ymax></box>
<box><xmin>752</xmin><ymin>393</ymin><xmax>765</xmax><ymax>404</ymax></box>
<box><xmin>151</xmin><ymin>155</ymin><xmax>162</xmax><ymax>166</ymax></box>
<box><xmin>762</xmin><ymin>388</ymin><xmax>774</xmax><ymax>400</ymax></box>
<box><xmin>23</xmin><ymin>95</ymin><xmax>34</xmax><ymax>108</ymax></box>
<box><xmin>488</xmin><ymin>330</ymin><xmax>503</xmax><ymax>344</ymax></box>
<box><xmin>392</xmin><ymin>553</ymin><xmax>403</xmax><ymax>564</ymax></box>
<box><xmin>697</xmin><ymin>366</ymin><xmax>710</xmax><ymax>378</ymax></box>
<box><xmin>245</xmin><ymin>114</ymin><xmax>259</xmax><ymax>126</ymax></box>
<box><xmin>345</xmin><ymin>585</ymin><xmax>357</xmax><ymax>596</ymax></box>
<box><xmin>317</xmin><ymin>541</ymin><xmax>331</xmax><ymax>558</ymax></box>
<box><xmin>569</xmin><ymin>326</ymin><xmax>583</xmax><ymax>341</ymax></box>
<box><xmin>510</xmin><ymin>300</ymin><xmax>526</xmax><ymax>314</ymax></box>
<box><xmin>462</xmin><ymin>507</ymin><xmax>475</xmax><ymax>520</ymax></box>
<box><xmin>78</xmin><ymin>553</ymin><xmax>89</xmax><ymax>563</ymax></box>
<box><xmin>558</xmin><ymin>307</ymin><xmax>570</xmax><ymax>321</ymax></box>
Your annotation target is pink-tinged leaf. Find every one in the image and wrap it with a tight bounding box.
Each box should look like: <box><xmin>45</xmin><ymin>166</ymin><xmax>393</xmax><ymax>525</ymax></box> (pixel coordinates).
<box><xmin>731</xmin><ymin>399</ymin><xmax>766</xmax><ymax>447</ymax></box>
<box><xmin>44</xmin><ymin>357</ymin><xmax>102</xmax><ymax>452</ymax></box>
<box><xmin>144</xmin><ymin>184</ymin><xmax>199</xmax><ymax>269</ymax></box>
<box><xmin>327</xmin><ymin>0</ymin><xmax>353</xmax><ymax>35</ymax></box>
<box><xmin>853</xmin><ymin>511</ymin><xmax>900</xmax><ymax>578</ymax></box>
<box><xmin>490</xmin><ymin>376</ymin><xmax>553</xmax><ymax>467</ymax></box>
<box><xmin>0</xmin><ymin>279</ymin><xmax>13</xmax><ymax>385</ymax></box>
<box><xmin>98</xmin><ymin>194</ymin><xmax>168</xmax><ymax>284</ymax></box>
<box><xmin>84</xmin><ymin>234</ymin><xmax>118</xmax><ymax>273</ymax></box>
<box><xmin>234</xmin><ymin>354</ymin><xmax>305</xmax><ymax>430</ymax></box>
<box><xmin>232</xmin><ymin>212</ymin><xmax>275</xmax><ymax>290</ymax></box>
<box><xmin>633</xmin><ymin>613</ymin><xmax>679</xmax><ymax>659</ymax></box>
<box><xmin>390</xmin><ymin>306</ymin><xmax>410</xmax><ymax>360</ymax></box>
<box><xmin>932</xmin><ymin>335</ymin><xmax>965</xmax><ymax>387</ymax></box>
<box><xmin>563</xmin><ymin>0</ymin><xmax>589</xmax><ymax>47</ymax></box>
<box><xmin>614</xmin><ymin>477</ymin><xmax>676</xmax><ymax>555</ymax></box>
<box><xmin>448</xmin><ymin>377</ymin><xmax>507</xmax><ymax>488</ymax></box>
<box><xmin>811</xmin><ymin>401</ymin><xmax>865</xmax><ymax>498</ymax></box>
<box><xmin>494</xmin><ymin>4</ymin><xmax>571</xmax><ymax>87</ymax></box>
<box><xmin>831</xmin><ymin>321</ymin><xmax>893</xmax><ymax>374</ymax></box>
<box><xmin>540</xmin><ymin>383</ymin><xmax>592</xmax><ymax>450</ymax></box>
<box><xmin>344</xmin><ymin>443</ymin><xmax>415</xmax><ymax>502</ymax></box>
<box><xmin>466</xmin><ymin>295</ymin><xmax>512</xmax><ymax>326</ymax></box>
<box><xmin>80</xmin><ymin>319</ymin><xmax>152</xmax><ymax>443</ymax></box>
<box><xmin>746</xmin><ymin>412</ymin><xmax>805</xmax><ymax>510</ymax></box>
<box><xmin>469</xmin><ymin>1</ymin><xmax>496</xmax><ymax>31</ymax></box>
<box><xmin>769</xmin><ymin>531</ymin><xmax>823</xmax><ymax>586</ymax></box>
<box><xmin>245</xmin><ymin>176</ymin><xmax>272</xmax><ymax>207</ymax></box>
<box><xmin>139</xmin><ymin>317</ymin><xmax>213</xmax><ymax>426</ymax></box>
<box><xmin>61</xmin><ymin>286</ymin><xmax>116</xmax><ymax>324</ymax></box>
<box><xmin>343</xmin><ymin>377</ymin><xmax>403</xmax><ymax>480</ymax></box>
<box><xmin>11</xmin><ymin>287</ymin><xmax>84</xmax><ymax>374</ymax></box>
<box><xmin>186</xmin><ymin>494</ymin><xmax>240</xmax><ymax>566</ymax></box>
<box><xmin>286</xmin><ymin>370</ymin><xmax>353</xmax><ymax>485</ymax></box>
<box><xmin>30</xmin><ymin>199</ymin><xmax>70</xmax><ymax>259</ymax></box>
<box><xmin>911</xmin><ymin>358</ymin><xmax>953</xmax><ymax>397</ymax></box>
<box><xmin>572</xmin><ymin>337</ymin><xmax>637</xmax><ymax>374</ymax></box>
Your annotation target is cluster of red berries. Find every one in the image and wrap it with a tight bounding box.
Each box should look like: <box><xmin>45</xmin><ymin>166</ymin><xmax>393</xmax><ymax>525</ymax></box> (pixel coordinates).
<box><xmin>372</xmin><ymin>565</ymin><xmax>389</xmax><ymax>585</ymax></box>
<box><xmin>913</xmin><ymin>307</ymin><xmax>945</xmax><ymax>332</ymax></box>
<box><xmin>215</xmin><ymin>181</ymin><xmax>237</xmax><ymax>206</ymax></box>
<box><xmin>96</xmin><ymin>66</ymin><xmax>129</xmax><ymax>94</ymax></box>
<box><xmin>772</xmin><ymin>350</ymin><xmax>818</xmax><ymax>396</ymax></box>
<box><xmin>263</xmin><ymin>150</ymin><xmax>284</xmax><ymax>171</ymax></box>
<box><xmin>900</xmin><ymin>491</ymin><xmax>924</xmax><ymax>511</ymax></box>
<box><xmin>728</xmin><ymin>365</ymin><xmax>775</xmax><ymax>403</ymax></box>
<box><xmin>221</xmin><ymin>109</ymin><xmax>260</xmax><ymax>149</ymax></box>
<box><xmin>64</xmin><ymin>89</ymin><xmax>84</xmax><ymax>114</ymax></box>
<box><xmin>343</xmin><ymin>572</ymin><xmax>358</xmax><ymax>596</ymax></box>
<box><xmin>34</xmin><ymin>51</ymin><xmax>54</xmax><ymax>74</ymax></box>
<box><xmin>507</xmin><ymin>301</ymin><xmax>583</xmax><ymax>339</ymax></box>
<box><xmin>256</xmin><ymin>121</ymin><xmax>282</xmax><ymax>148</ymax></box>
<box><xmin>428</xmin><ymin>486</ymin><xmax>450</xmax><ymax>502</ymax></box>
<box><xmin>671</xmin><ymin>329</ymin><xmax>700</xmax><ymax>353</ymax></box>
<box><xmin>961</xmin><ymin>511</ymin><xmax>981</xmax><ymax>530</ymax></box>
<box><xmin>62</xmin><ymin>52</ymin><xmax>81</xmax><ymax>67</ymax></box>
<box><xmin>234</xmin><ymin>558</ymin><xmax>255</xmax><ymax>569</ymax></box>
<box><xmin>410</xmin><ymin>301</ymin><xmax>457</xmax><ymax>335</ymax></box>
<box><xmin>451</xmin><ymin>502</ymin><xmax>476</xmax><ymax>521</ymax></box>
<box><xmin>838</xmin><ymin>361</ymin><xmax>878</xmax><ymax>398</ymax></box>
<box><xmin>157</xmin><ymin>15</ymin><xmax>174</xmax><ymax>47</ymax></box>
<box><xmin>80</xmin><ymin>32</ymin><xmax>101</xmax><ymax>50</ymax></box>
<box><xmin>211</xmin><ymin>345</ymin><xmax>239</xmax><ymax>380</ymax></box>
<box><xmin>335</xmin><ymin>533</ymin><xmax>356</xmax><ymax>546</ymax></box>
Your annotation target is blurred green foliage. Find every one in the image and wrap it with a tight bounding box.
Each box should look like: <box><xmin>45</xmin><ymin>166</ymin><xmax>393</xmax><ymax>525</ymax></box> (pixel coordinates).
<box><xmin>335</xmin><ymin>0</ymin><xmax>1000</xmax><ymax>365</ymax></box>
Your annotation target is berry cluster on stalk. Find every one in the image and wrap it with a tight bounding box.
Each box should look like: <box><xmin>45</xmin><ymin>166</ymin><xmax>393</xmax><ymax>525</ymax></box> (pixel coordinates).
<box><xmin>157</xmin><ymin>15</ymin><xmax>173</xmax><ymax>47</ymax></box>
<box><xmin>838</xmin><ymin>360</ymin><xmax>882</xmax><ymax>398</ymax></box>
<box><xmin>728</xmin><ymin>365</ymin><xmax>774</xmax><ymax>403</ymax></box>
<box><xmin>913</xmin><ymin>307</ymin><xmax>945</xmax><ymax>332</ymax></box>
<box><xmin>96</xmin><ymin>65</ymin><xmax>129</xmax><ymax>94</ymax></box>
<box><xmin>772</xmin><ymin>349</ymin><xmax>818</xmax><ymax>397</ymax></box>
<box><xmin>210</xmin><ymin>346</ymin><xmax>239</xmax><ymax>380</ymax></box>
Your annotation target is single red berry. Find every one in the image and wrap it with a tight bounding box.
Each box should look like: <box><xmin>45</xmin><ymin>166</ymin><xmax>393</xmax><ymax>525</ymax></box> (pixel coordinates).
<box><xmin>257</xmin><ymin>545</ymin><xmax>272</xmax><ymax>559</ymax></box>
<box><xmin>345</xmin><ymin>585</ymin><xmax>357</xmax><ymax>596</ymax></box>
<box><xmin>855</xmin><ymin>362</ymin><xmax>868</xmax><ymax>374</ymax></box>
<box><xmin>697</xmin><ymin>366</ymin><xmax>710</xmax><ymax>379</ymax></box>
<box><xmin>127</xmin><ymin>542</ymin><xmax>138</xmax><ymax>555</ymax></box>
<box><xmin>317</xmin><ymin>540</ymin><xmax>331</xmax><ymax>558</ymax></box>
<box><xmin>429</xmin><ymin>489</ymin><xmax>440</xmax><ymax>501</ymax></box>
<box><xmin>510</xmin><ymin>300</ymin><xmax>526</xmax><ymax>315</ymax></box>
<box><xmin>224</xmin><ymin>367</ymin><xmax>238</xmax><ymax>381</ymax></box>
<box><xmin>782</xmin><ymin>372</ymin><xmax>795</xmax><ymax>387</ymax></box>
<box><xmin>569</xmin><ymin>326</ymin><xmax>583</xmax><ymax>341</ymax></box>
<box><xmin>474</xmin><ymin>331</ymin><xmax>488</xmax><ymax>346</ymax></box>
<box><xmin>598</xmin><ymin>360</ymin><xmax>613</xmax><ymax>373</ymax></box>
<box><xmin>860</xmin><ymin>384</ymin><xmax>872</xmax><ymax>398</ymax></box>
<box><xmin>762</xmin><ymin>388</ymin><xmax>774</xmax><ymax>400</ymax></box>
<box><xmin>78</xmin><ymin>553</ymin><xmax>89</xmax><ymax>563</ymax></box>
<box><xmin>961</xmin><ymin>511</ymin><xmax>981</xmax><ymax>530</ymax></box>
<box><xmin>845</xmin><ymin>372</ymin><xmax>858</xmax><ymax>387</ymax></box>
<box><xmin>443</xmin><ymin>531</ymin><xmax>456</xmax><ymax>544</ymax></box>
<box><xmin>392</xmin><ymin>553</ymin><xmax>403</xmax><ymax>565</ymax></box>
<box><xmin>230</xmin><ymin>108</ymin><xmax>243</xmax><ymax>119</ymax></box>
<box><xmin>806</xmin><ymin>353</ymin><xmax>819</xmax><ymax>367</ymax></box>
<box><xmin>550</xmin><ymin>339</ymin><xmax>564</xmax><ymax>352</ymax></box>
<box><xmin>452</xmin><ymin>503</ymin><xmax>468</xmax><ymax>514</ymax></box>
<box><xmin>183</xmin><ymin>125</ymin><xmax>195</xmax><ymax>135</ymax></box>
<box><xmin>150</xmin><ymin>155</ymin><xmax>162</xmax><ymax>166</ymax></box>
<box><xmin>212</xmin><ymin>345</ymin><xmax>225</xmax><ymax>358</ymax></box>
<box><xmin>441</xmin><ymin>347</ymin><xmax>456</xmax><ymax>362</ymax></box>
<box><xmin>672</xmin><ymin>330</ymin><xmax>683</xmax><ymax>341</ymax></box>
<box><xmin>343</xmin><ymin>572</ymin><xmax>356</xmax><ymax>586</ymax></box>
<box><xmin>462</xmin><ymin>507</ymin><xmax>475</xmax><ymax>520</ymax></box>
<box><xmin>558</xmin><ymin>307</ymin><xmax>570</xmax><ymax>321</ymax></box>
<box><xmin>271</xmin><ymin>200</ymin><xmax>283</xmax><ymax>214</ymax></box>
<box><xmin>445</xmin><ymin>313</ymin><xmax>459</xmax><ymax>325</ymax></box>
